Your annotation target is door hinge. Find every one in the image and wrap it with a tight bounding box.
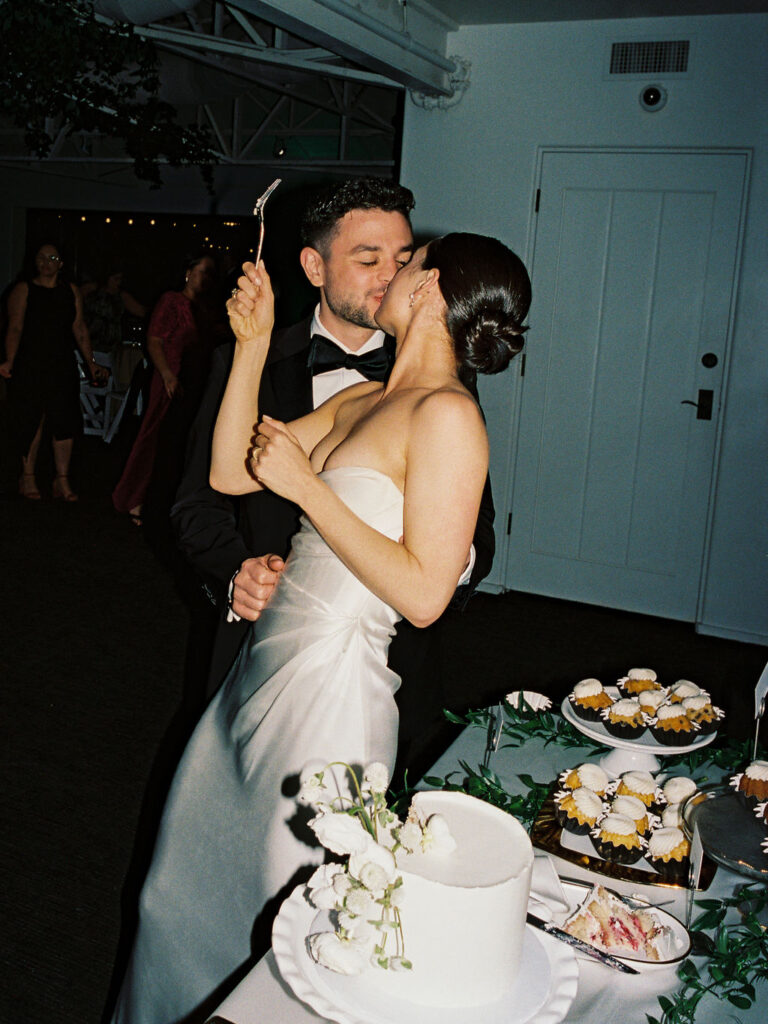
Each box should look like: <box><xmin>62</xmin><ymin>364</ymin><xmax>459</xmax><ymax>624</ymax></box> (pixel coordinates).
<box><xmin>535</xmin><ymin>188</ymin><xmax>541</xmax><ymax>213</ymax></box>
<box><xmin>520</xmin><ymin>352</ymin><xmax>526</xmax><ymax>377</ymax></box>
<box><xmin>506</xmin><ymin>512</ymin><xmax>512</xmax><ymax>535</ymax></box>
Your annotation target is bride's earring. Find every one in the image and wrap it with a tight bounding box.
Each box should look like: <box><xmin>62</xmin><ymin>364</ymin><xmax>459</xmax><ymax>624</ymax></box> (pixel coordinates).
<box><xmin>408</xmin><ymin>292</ymin><xmax>415</xmax><ymax>308</ymax></box>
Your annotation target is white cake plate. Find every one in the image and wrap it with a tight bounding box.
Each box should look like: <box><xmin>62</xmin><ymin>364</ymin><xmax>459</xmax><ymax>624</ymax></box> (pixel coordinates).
<box><xmin>561</xmin><ymin>690</ymin><xmax>717</xmax><ymax>776</ymax></box>
<box><xmin>272</xmin><ymin>886</ymin><xmax>578</xmax><ymax>1024</ymax></box>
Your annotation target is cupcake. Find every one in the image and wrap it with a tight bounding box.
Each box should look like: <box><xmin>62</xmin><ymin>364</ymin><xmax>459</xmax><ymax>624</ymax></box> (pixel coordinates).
<box><xmin>661</xmin><ymin>802</ymin><xmax>684</xmax><ymax>828</ymax></box>
<box><xmin>682</xmin><ymin>695</ymin><xmax>724</xmax><ymax>735</ymax></box>
<box><xmin>609</xmin><ymin>794</ymin><xmax>654</xmax><ymax>835</ymax></box>
<box><xmin>667</xmin><ymin>679</ymin><xmax>707</xmax><ymax>703</ymax></box>
<box><xmin>652</xmin><ymin>703</ymin><xmax>699</xmax><ymax>746</ymax></box>
<box><xmin>753</xmin><ymin>801</ymin><xmax>768</xmax><ymax>826</ymax></box>
<box><xmin>569</xmin><ymin>678</ymin><xmax>613</xmax><ymax>722</ymax></box>
<box><xmin>638</xmin><ymin>688</ymin><xmax>668</xmax><ymax>715</ymax></box>
<box><xmin>661</xmin><ymin>776</ymin><xmax>698</xmax><ymax>806</ymax></box>
<box><xmin>730</xmin><ymin>760</ymin><xmax>768</xmax><ymax>806</ymax></box>
<box><xmin>559</xmin><ymin>762</ymin><xmax>610</xmax><ymax>797</ymax></box>
<box><xmin>618</xmin><ymin>668</ymin><xmax>661</xmax><ymax>696</ymax></box>
<box><xmin>555</xmin><ymin>786</ymin><xmax>605</xmax><ymax>836</ymax></box>
<box><xmin>646</xmin><ymin>826</ymin><xmax>690</xmax><ymax>879</ymax></box>
<box><xmin>615</xmin><ymin>770</ymin><xmax>661</xmax><ymax>808</ymax></box>
<box><xmin>591</xmin><ymin>812</ymin><xmax>646</xmax><ymax>865</ymax></box>
<box><xmin>601</xmin><ymin>698</ymin><xmax>648</xmax><ymax>740</ymax></box>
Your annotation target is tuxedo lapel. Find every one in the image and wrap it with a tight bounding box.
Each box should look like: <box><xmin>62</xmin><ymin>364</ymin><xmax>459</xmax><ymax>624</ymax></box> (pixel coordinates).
<box><xmin>262</xmin><ymin>318</ymin><xmax>314</xmax><ymax>421</ymax></box>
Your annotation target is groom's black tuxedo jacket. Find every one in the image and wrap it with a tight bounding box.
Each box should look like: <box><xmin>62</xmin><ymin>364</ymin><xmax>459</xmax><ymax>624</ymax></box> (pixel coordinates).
<box><xmin>171</xmin><ymin>315</ymin><xmax>495</xmax><ymax>762</ymax></box>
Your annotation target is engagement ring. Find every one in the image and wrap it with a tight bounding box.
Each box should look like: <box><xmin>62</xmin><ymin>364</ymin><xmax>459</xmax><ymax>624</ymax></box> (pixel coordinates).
<box><xmin>231</xmin><ymin>287</ymin><xmax>239</xmax><ymax>299</ymax></box>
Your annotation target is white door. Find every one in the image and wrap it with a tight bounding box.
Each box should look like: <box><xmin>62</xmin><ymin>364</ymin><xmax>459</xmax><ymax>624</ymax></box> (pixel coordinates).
<box><xmin>505</xmin><ymin>149</ymin><xmax>748</xmax><ymax>620</ymax></box>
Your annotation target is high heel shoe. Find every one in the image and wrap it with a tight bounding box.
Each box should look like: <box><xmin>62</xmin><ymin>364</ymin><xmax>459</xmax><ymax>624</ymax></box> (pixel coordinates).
<box><xmin>52</xmin><ymin>475</ymin><xmax>78</xmax><ymax>502</ymax></box>
<box><xmin>19</xmin><ymin>473</ymin><xmax>41</xmax><ymax>500</ymax></box>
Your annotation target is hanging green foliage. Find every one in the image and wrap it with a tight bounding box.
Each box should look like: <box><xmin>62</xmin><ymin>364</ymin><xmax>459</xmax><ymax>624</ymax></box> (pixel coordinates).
<box><xmin>0</xmin><ymin>0</ymin><xmax>217</xmax><ymax>188</ymax></box>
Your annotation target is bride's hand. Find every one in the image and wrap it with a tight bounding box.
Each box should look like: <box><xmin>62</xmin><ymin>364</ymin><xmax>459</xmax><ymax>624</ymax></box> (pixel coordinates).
<box><xmin>227</xmin><ymin>261</ymin><xmax>275</xmax><ymax>347</ymax></box>
<box><xmin>249</xmin><ymin>416</ymin><xmax>316</xmax><ymax>503</ymax></box>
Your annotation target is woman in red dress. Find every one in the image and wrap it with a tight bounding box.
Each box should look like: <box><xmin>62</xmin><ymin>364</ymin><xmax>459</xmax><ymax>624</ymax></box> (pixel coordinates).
<box><xmin>112</xmin><ymin>252</ymin><xmax>215</xmax><ymax>524</ymax></box>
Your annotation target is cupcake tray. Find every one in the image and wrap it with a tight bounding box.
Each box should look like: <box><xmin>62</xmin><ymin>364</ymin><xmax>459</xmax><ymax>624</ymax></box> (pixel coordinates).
<box><xmin>561</xmin><ymin>689</ymin><xmax>717</xmax><ymax>775</ymax></box>
<box><xmin>530</xmin><ymin>785</ymin><xmax>717</xmax><ymax>891</ymax></box>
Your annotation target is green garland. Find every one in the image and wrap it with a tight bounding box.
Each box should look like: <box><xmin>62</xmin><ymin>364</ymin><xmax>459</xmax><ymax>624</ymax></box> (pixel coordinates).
<box><xmin>648</xmin><ymin>884</ymin><xmax>768</xmax><ymax>1024</ymax></box>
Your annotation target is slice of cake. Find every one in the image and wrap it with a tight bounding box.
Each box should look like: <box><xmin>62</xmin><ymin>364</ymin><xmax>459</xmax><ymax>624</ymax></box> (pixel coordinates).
<box><xmin>563</xmin><ymin>884</ymin><xmax>673</xmax><ymax>961</ymax></box>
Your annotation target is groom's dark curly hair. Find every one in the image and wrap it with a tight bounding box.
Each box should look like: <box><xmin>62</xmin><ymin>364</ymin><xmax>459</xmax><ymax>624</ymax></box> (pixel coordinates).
<box><xmin>300</xmin><ymin>176</ymin><xmax>415</xmax><ymax>255</ymax></box>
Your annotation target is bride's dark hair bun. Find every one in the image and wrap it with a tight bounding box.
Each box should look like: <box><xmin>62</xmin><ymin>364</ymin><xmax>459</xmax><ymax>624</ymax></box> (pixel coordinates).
<box><xmin>422</xmin><ymin>233</ymin><xmax>531</xmax><ymax>375</ymax></box>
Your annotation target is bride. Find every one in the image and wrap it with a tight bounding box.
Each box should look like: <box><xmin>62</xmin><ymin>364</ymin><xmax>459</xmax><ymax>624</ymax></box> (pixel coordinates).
<box><xmin>110</xmin><ymin>233</ymin><xmax>530</xmax><ymax>1024</ymax></box>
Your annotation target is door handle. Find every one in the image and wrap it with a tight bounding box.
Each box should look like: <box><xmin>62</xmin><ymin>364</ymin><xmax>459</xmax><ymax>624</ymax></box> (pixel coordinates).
<box><xmin>681</xmin><ymin>389</ymin><xmax>713</xmax><ymax>420</ymax></box>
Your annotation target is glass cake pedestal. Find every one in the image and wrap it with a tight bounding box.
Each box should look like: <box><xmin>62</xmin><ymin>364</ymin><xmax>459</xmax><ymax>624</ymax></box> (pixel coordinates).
<box><xmin>561</xmin><ymin>693</ymin><xmax>717</xmax><ymax>776</ymax></box>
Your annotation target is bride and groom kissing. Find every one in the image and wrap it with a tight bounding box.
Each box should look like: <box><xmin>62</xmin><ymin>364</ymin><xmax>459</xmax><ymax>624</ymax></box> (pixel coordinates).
<box><xmin>110</xmin><ymin>176</ymin><xmax>531</xmax><ymax>1024</ymax></box>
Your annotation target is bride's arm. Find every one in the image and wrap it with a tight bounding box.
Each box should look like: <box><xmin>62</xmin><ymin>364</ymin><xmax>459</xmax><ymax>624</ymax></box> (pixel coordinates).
<box><xmin>210</xmin><ymin>262</ymin><xmax>358</xmax><ymax>494</ymax></box>
<box><xmin>255</xmin><ymin>391</ymin><xmax>488</xmax><ymax>627</ymax></box>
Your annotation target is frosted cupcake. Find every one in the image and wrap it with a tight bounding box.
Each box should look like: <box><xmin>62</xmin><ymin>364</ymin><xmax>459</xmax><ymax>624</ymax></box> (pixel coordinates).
<box><xmin>652</xmin><ymin>703</ymin><xmax>700</xmax><ymax>745</ymax></box>
<box><xmin>559</xmin><ymin>762</ymin><xmax>610</xmax><ymax>797</ymax></box>
<box><xmin>618</xmin><ymin>668</ymin><xmax>661</xmax><ymax>696</ymax></box>
<box><xmin>646</xmin><ymin>826</ymin><xmax>690</xmax><ymax>879</ymax></box>
<box><xmin>755</xmin><ymin>801</ymin><xmax>768</xmax><ymax>827</ymax></box>
<box><xmin>667</xmin><ymin>679</ymin><xmax>707</xmax><ymax>703</ymax></box>
<box><xmin>682</xmin><ymin>695</ymin><xmax>724</xmax><ymax>735</ymax></box>
<box><xmin>615</xmin><ymin>770</ymin><xmax>662</xmax><ymax>809</ymax></box>
<box><xmin>609</xmin><ymin>794</ymin><xmax>655</xmax><ymax>835</ymax></box>
<box><xmin>569</xmin><ymin>678</ymin><xmax>614</xmax><ymax>722</ymax></box>
<box><xmin>661</xmin><ymin>802</ymin><xmax>684</xmax><ymax>828</ymax></box>
<box><xmin>555</xmin><ymin>786</ymin><xmax>605</xmax><ymax>836</ymax></box>
<box><xmin>591</xmin><ymin>812</ymin><xmax>646</xmax><ymax>865</ymax></box>
<box><xmin>638</xmin><ymin>688</ymin><xmax>668</xmax><ymax>716</ymax></box>
<box><xmin>601</xmin><ymin>698</ymin><xmax>648</xmax><ymax>740</ymax></box>
<box><xmin>662</xmin><ymin>776</ymin><xmax>698</xmax><ymax>806</ymax></box>
<box><xmin>730</xmin><ymin>760</ymin><xmax>768</xmax><ymax>806</ymax></box>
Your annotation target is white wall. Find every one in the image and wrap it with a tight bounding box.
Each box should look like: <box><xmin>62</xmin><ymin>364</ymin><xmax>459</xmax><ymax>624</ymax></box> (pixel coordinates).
<box><xmin>400</xmin><ymin>13</ymin><xmax>768</xmax><ymax>643</ymax></box>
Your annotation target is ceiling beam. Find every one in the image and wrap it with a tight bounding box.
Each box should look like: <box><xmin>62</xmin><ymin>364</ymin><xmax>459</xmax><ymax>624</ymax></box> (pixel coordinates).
<box><xmin>231</xmin><ymin>0</ymin><xmax>457</xmax><ymax>94</ymax></box>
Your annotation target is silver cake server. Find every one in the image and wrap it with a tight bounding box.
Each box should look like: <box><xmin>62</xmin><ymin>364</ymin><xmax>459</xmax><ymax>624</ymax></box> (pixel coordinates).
<box><xmin>526</xmin><ymin>912</ymin><xmax>639</xmax><ymax>974</ymax></box>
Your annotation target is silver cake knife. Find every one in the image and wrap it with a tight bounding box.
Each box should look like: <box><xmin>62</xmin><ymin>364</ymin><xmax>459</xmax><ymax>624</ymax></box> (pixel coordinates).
<box><xmin>526</xmin><ymin>912</ymin><xmax>639</xmax><ymax>974</ymax></box>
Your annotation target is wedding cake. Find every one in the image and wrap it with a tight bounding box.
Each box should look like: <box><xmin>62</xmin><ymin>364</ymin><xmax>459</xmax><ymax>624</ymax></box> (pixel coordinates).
<box><xmin>368</xmin><ymin>790</ymin><xmax>534</xmax><ymax>1008</ymax></box>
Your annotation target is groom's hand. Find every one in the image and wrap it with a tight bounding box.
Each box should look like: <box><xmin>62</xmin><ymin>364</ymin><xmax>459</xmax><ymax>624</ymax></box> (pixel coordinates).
<box><xmin>231</xmin><ymin>553</ymin><xmax>285</xmax><ymax>620</ymax></box>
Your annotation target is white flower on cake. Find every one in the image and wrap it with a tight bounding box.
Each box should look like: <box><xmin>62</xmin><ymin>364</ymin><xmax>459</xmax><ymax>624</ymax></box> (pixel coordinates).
<box><xmin>420</xmin><ymin>813</ymin><xmax>458</xmax><ymax>855</ymax></box>
<box><xmin>349</xmin><ymin>842</ymin><xmax>398</xmax><ymax>895</ymax></box>
<box><xmin>303</xmin><ymin>762</ymin><xmax>454</xmax><ymax>976</ymax></box>
<box><xmin>306</xmin><ymin>863</ymin><xmax>346</xmax><ymax>910</ymax></box>
<box><xmin>308</xmin><ymin>931</ymin><xmax>369</xmax><ymax>975</ymax></box>
<box><xmin>309</xmin><ymin>808</ymin><xmax>372</xmax><ymax>856</ymax></box>
<box><xmin>506</xmin><ymin>690</ymin><xmax>552</xmax><ymax>712</ymax></box>
<box><xmin>363</xmin><ymin>761</ymin><xmax>390</xmax><ymax>795</ymax></box>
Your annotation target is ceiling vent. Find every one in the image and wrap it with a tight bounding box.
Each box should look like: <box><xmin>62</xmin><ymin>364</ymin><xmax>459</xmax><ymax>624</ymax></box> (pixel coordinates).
<box><xmin>609</xmin><ymin>40</ymin><xmax>690</xmax><ymax>76</ymax></box>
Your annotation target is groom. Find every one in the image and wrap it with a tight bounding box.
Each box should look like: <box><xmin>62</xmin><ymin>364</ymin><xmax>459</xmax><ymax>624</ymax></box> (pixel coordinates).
<box><xmin>171</xmin><ymin>176</ymin><xmax>495</xmax><ymax>773</ymax></box>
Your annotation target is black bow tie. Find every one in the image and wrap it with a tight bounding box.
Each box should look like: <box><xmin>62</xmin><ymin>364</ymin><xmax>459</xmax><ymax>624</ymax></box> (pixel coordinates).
<box><xmin>307</xmin><ymin>334</ymin><xmax>392</xmax><ymax>382</ymax></box>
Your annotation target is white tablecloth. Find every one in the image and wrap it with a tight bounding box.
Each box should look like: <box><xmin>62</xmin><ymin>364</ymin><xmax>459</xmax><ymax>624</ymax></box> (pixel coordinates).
<box><xmin>208</xmin><ymin>722</ymin><xmax>767</xmax><ymax>1024</ymax></box>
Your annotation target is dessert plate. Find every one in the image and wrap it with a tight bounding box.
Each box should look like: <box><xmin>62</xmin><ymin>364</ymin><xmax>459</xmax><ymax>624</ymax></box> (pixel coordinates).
<box><xmin>682</xmin><ymin>785</ymin><xmax>768</xmax><ymax>881</ymax></box>
<box><xmin>272</xmin><ymin>885</ymin><xmax>578</xmax><ymax>1024</ymax></box>
<box><xmin>559</xmin><ymin>881</ymin><xmax>691</xmax><ymax>971</ymax></box>
<box><xmin>562</xmin><ymin>689</ymin><xmax>716</xmax><ymax>775</ymax></box>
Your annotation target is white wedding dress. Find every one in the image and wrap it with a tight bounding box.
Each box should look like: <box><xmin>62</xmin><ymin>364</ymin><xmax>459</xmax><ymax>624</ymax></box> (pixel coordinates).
<box><xmin>112</xmin><ymin>467</ymin><xmax>404</xmax><ymax>1024</ymax></box>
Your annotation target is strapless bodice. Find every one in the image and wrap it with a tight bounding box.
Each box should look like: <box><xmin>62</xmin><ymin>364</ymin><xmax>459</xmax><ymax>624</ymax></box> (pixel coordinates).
<box><xmin>270</xmin><ymin>465</ymin><xmax>404</xmax><ymax>636</ymax></box>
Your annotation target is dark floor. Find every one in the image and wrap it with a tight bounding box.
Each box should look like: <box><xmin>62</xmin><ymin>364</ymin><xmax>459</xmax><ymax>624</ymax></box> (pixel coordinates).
<box><xmin>1</xmin><ymin>431</ymin><xmax>766</xmax><ymax>1024</ymax></box>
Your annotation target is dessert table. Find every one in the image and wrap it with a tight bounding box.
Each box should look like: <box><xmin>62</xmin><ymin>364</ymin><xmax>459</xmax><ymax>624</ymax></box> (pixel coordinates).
<box><xmin>207</xmin><ymin>721</ymin><xmax>767</xmax><ymax>1024</ymax></box>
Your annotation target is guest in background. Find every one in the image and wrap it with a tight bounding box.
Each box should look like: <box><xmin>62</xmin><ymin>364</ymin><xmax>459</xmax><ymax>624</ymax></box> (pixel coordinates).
<box><xmin>112</xmin><ymin>251</ymin><xmax>216</xmax><ymax>526</ymax></box>
<box><xmin>84</xmin><ymin>266</ymin><xmax>147</xmax><ymax>384</ymax></box>
<box><xmin>0</xmin><ymin>241</ymin><xmax>106</xmax><ymax>501</ymax></box>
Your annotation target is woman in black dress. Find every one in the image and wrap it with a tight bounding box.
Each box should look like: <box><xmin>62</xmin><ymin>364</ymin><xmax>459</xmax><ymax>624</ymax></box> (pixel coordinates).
<box><xmin>0</xmin><ymin>242</ymin><xmax>106</xmax><ymax>500</ymax></box>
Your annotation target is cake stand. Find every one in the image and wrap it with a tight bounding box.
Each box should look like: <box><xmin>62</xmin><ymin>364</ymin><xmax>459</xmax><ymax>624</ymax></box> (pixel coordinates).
<box><xmin>561</xmin><ymin>690</ymin><xmax>717</xmax><ymax>776</ymax></box>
